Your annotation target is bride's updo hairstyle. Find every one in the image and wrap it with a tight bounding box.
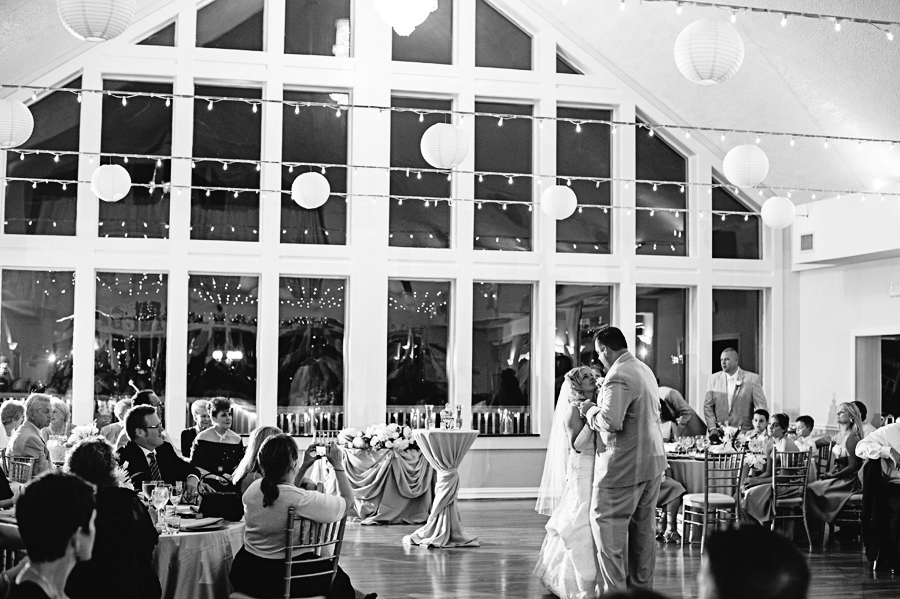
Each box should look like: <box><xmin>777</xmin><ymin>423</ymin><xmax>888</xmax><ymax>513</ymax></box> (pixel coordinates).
<box><xmin>258</xmin><ymin>434</ymin><xmax>299</xmax><ymax>507</ymax></box>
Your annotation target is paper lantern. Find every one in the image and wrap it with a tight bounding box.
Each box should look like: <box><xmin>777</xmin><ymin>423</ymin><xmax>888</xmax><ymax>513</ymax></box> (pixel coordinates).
<box><xmin>90</xmin><ymin>164</ymin><xmax>131</xmax><ymax>202</ymax></box>
<box><xmin>372</xmin><ymin>0</ymin><xmax>437</xmax><ymax>36</ymax></box>
<box><xmin>57</xmin><ymin>0</ymin><xmax>136</xmax><ymax>42</ymax></box>
<box><xmin>674</xmin><ymin>19</ymin><xmax>744</xmax><ymax>85</ymax></box>
<box><xmin>540</xmin><ymin>185</ymin><xmax>578</xmax><ymax>220</ymax></box>
<box><xmin>291</xmin><ymin>172</ymin><xmax>331</xmax><ymax>209</ymax></box>
<box><xmin>0</xmin><ymin>99</ymin><xmax>34</xmax><ymax>149</ymax></box>
<box><xmin>723</xmin><ymin>145</ymin><xmax>769</xmax><ymax>188</ymax></box>
<box><xmin>420</xmin><ymin>123</ymin><xmax>468</xmax><ymax>170</ymax></box>
<box><xmin>761</xmin><ymin>196</ymin><xmax>796</xmax><ymax>229</ymax></box>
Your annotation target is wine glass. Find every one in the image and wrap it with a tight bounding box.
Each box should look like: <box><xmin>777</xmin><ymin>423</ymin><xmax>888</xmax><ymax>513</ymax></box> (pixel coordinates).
<box><xmin>151</xmin><ymin>486</ymin><xmax>171</xmax><ymax>532</ymax></box>
<box><xmin>170</xmin><ymin>482</ymin><xmax>183</xmax><ymax>511</ymax></box>
<box><xmin>142</xmin><ymin>481</ymin><xmax>157</xmax><ymax>503</ymax></box>
<box><xmin>696</xmin><ymin>436</ymin><xmax>710</xmax><ymax>453</ymax></box>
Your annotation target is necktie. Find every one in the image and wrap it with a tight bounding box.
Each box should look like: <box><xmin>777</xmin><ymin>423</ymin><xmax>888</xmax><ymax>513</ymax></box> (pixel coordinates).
<box><xmin>147</xmin><ymin>451</ymin><xmax>162</xmax><ymax>482</ymax></box>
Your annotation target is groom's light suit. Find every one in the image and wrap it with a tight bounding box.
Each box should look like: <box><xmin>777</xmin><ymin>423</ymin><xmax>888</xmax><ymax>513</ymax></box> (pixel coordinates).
<box><xmin>578</xmin><ymin>352</ymin><xmax>667</xmax><ymax>594</ymax></box>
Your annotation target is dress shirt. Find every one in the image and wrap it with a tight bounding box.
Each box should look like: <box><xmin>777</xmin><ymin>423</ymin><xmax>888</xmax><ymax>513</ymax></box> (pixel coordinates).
<box><xmin>856</xmin><ymin>422</ymin><xmax>900</xmax><ymax>461</ymax></box>
<box><xmin>726</xmin><ymin>372</ymin><xmax>739</xmax><ymax>411</ymax></box>
<box><xmin>794</xmin><ymin>435</ymin><xmax>820</xmax><ymax>453</ymax></box>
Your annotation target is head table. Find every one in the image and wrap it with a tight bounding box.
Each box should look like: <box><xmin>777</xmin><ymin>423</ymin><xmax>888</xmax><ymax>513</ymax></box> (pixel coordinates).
<box><xmin>153</xmin><ymin>520</ymin><xmax>244</xmax><ymax>599</ymax></box>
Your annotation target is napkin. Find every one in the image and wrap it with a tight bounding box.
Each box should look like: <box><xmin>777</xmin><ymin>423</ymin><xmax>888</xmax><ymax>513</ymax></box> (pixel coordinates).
<box><xmin>181</xmin><ymin>517</ymin><xmax>224</xmax><ymax>531</ymax></box>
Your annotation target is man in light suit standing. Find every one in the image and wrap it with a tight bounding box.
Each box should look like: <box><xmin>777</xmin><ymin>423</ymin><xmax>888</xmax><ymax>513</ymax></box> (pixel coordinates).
<box><xmin>8</xmin><ymin>393</ymin><xmax>53</xmax><ymax>476</ymax></box>
<box><xmin>575</xmin><ymin>326</ymin><xmax>667</xmax><ymax>593</ymax></box>
<box><xmin>704</xmin><ymin>348</ymin><xmax>767</xmax><ymax>432</ymax></box>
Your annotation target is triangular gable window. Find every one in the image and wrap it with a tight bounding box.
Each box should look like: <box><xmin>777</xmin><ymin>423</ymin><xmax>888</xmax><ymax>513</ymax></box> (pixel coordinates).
<box><xmin>556</xmin><ymin>54</ymin><xmax>582</xmax><ymax>75</ymax></box>
<box><xmin>197</xmin><ymin>0</ymin><xmax>264</xmax><ymax>51</ymax></box>
<box><xmin>138</xmin><ymin>22</ymin><xmax>175</xmax><ymax>47</ymax></box>
<box><xmin>475</xmin><ymin>0</ymin><xmax>531</xmax><ymax>70</ymax></box>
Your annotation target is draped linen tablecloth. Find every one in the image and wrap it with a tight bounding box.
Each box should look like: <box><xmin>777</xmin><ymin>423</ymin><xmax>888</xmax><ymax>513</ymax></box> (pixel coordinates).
<box><xmin>341</xmin><ymin>446</ymin><xmax>434</xmax><ymax>525</ymax></box>
<box><xmin>153</xmin><ymin>521</ymin><xmax>244</xmax><ymax>599</ymax></box>
<box><xmin>402</xmin><ymin>429</ymin><xmax>480</xmax><ymax>549</ymax></box>
<box><xmin>667</xmin><ymin>457</ymin><xmax>705</xmax><ymax>494</ymax></box>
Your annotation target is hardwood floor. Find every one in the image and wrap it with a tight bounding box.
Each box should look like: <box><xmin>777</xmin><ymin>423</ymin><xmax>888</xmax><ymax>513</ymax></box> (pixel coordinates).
<box><xmin>339</xmin><ymin>499</ymin><xmax>900</xmax><ymax>599</ymax></box>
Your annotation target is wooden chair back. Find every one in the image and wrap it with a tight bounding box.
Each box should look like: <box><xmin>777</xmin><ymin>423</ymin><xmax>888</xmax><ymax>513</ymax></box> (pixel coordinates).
<box><xmin>771</xmin><ymin>448</ymin><xmax>813</xmax><ymax>547</ymax></box>
<box><xmin>7</xmin><ymin>456</ymin><xmax>36</xmax><ymax>485</ymax></box>
<box><xmin>283</xmin><ymin>506</ymin><xmax>347</xmax><ymax>599</ymax></box>
<box><xmin>815</xmin><ymin>441</ymin><xmax>833</xmax><ymax>478</ymax></box>
<box><xmin>704</xmin><ymin>450</ymin><xmax>745</xmax><ymax>501</ymax></box>
<box><xmin>0</xmin><ymin>523</ymin><xmax>26</xmax><ymax>571</ymax></box>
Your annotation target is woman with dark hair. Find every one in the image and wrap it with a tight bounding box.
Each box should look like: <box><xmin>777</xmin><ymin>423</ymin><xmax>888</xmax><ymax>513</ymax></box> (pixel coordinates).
<box><xmin>740</xmin><ymin>412</ymin><xmax>801</xmax><ymax>526</ymax></box>
<box><xmin>191</xmin><ymin>397</ymin><xmax>244</xmax><ymax>478</ymax></box>
<box><xmin>229</xmin><ymin>434</ymin><xmax>374</xmax><ymax>599</ymax></box>
<box><xmin>64</xmin><ymin>436</ymin><xmax>161</xmax><ymax>599</ymax></box>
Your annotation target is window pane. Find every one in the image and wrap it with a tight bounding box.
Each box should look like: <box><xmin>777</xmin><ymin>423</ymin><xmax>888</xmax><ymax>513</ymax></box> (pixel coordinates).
<box><xmin>712</xmin><ymin>289</ymin><xmax>760</xmax><ymax>375</ymax></box>
<box><xmin>94</xmin><ymin>273</ymin><xmax>168</xmax><ymax>428</ymax></box>
<box><xmin>277</xmin><ymin>277</ymin><xmax>345</xmax><ymax>435</ymax></box>
<box><xmin>100</xmin><ymin>80</ymin><xmax>172</xmax><ymax>239</ymax></box>
<box><xmin>197</xmin><ymin>0</ymin><xmax>263</xmax><ymax>51</ymax></box>
<box><xmin>635</xmin><ymin>122</ymin><xmax>687</xmax><ymax>256</ymax></box>
<box><xmin>390</xmin><ymin>98</ymin><xmax>452</xmax><ymax>248</ymax></box>
<box><xmin>192</xmin><ymin>85</ymin><xmax>261</xmax><ymax>241</ymax></box>
<box><xmin>555</xmin><ymin>284</ymin><xmax>611</xmax><ymax>400</ymax></box>
<box><xmin>474</xmin><ymin>102</ymin><xmax>532</xmax><ymax>251</ymax></box>
<box><xmin>712</xmin><ymin>182</ymin><xmax>760</xmax><ymax>259</ymax></box>
<box><xmin>557</xmin><ymin>107</ymin><xmax>611</xmax><ymax>254</ymax></box>
<box><xmin>0</xmin><ymin>270</ymin><xmax>75</xmax><ymax>399</ymax></box>
<box><xmin>285</xmin><ymin>0</ymin><xmax>351</xmax><ymax>57</ymax></box>
<box><xmin>281</xmin><ymin>91</ymin><xmax>348</xmax><ymax>245</ymax></box>
<box><xmin>475</xmin><ymin>0</ymin><xmax>531</xmax><ymax>70</ymax></box>
<box><xmin>139</xmin><ymin>23</ymin><xmax>175</xmax><ymax>46</ymax></box>
<box><xmin>392</xmin><ymin>0</ymin><xmax>451</xmax><ymax>65</ymax></box>
<box><xmin>472</xmin><ymin>282</ymin><xmax>532</xmax><ymax>435</ymax></box>
<box><xmin>187</xmin><ymin>275</ymin><xmax>258</xmax><ymax>435</ymax></box>
<box><xmin>636</xmin><ymin>287</ymin><xmax>686</xmax><ymax>396</ymax></box>
<box><xmin>4</xmin><ymin>78</ymin><xmax>81</xmax><ymax>236</ymax></box>
<box><xmin>556</xmin><ymin>55</ymin><xmax>581</xmax><ymax>75</ymax></box>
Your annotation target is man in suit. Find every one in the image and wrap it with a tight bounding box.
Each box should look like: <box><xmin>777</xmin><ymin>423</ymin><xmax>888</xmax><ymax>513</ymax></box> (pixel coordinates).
<box><xmin>576</xmin><ymin>326</ymin><xmax>667</xmax><ymax>593</ymax></box>
<box><xmin>180</xmin><ymin>399</ymin><xmax>211</xmax><ymax>458</ymax></box>
<box><xmin>704</xmin><ymin>348</ymin><xmax>767</xmax><ymax>432</ymax></box>
<box><xmin>8</xmin><ymin>393</ymin><xmax>53</xmax><ymax>476</ymax></box>
<box><xmin>658</xmin><ymin>382</ymin><xmax>707</xmax><ymax>437</ymax></box>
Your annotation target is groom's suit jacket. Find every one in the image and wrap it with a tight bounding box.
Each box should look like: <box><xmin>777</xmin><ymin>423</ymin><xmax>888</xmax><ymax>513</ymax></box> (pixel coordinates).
<box><xmin>582</xmin><ymin>352</ymin><xmax>667</xmax><ymax>489</ymax></box>
<box><xmin>703</xmin><ymin>368</ymin><xmax>767</xmax><ymax>432</ymax></box>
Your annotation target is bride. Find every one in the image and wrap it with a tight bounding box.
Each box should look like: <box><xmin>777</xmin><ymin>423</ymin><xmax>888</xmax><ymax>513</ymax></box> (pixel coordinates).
<box><xmin>533</xmin><ymin>366</ymin><xmax>600</xmax><ymax>599</ymax></box>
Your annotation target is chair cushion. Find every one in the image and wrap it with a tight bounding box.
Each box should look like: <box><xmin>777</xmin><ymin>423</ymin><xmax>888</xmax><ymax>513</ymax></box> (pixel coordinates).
<box><xmin>774</xmin><ymin>497</ymin><xmax>802</xmax><ymax>507</ymax></box>
<box><xmin>229</xmin><ymin>594</ymin><xmax>257</xmax><ymax>599</ymax></box>
<box><xmin>683</xmin><ymin>493</ymin><xmax>735</xmax><ymax>507</ymax></box>
<box><xmin>845</xmin><ymin>493</ymin><xmax>863</xmax><ymax>505</ymax></box>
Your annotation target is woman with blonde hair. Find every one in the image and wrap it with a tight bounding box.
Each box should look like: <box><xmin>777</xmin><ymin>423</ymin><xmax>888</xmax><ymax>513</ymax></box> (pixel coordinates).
<box><xmin>232</xmin><ymin>425</ymin><xmax>281</xmax><ymax>495</ymax></box>
<box><xmin>40</xmin><ymin>397</ymin><xmax>72</xmax><ymax>441</ymax></box>
<box><xmin>806</xmin><ymin>402</ymin><xmax>864</xmax><ymax>529</ymax></box>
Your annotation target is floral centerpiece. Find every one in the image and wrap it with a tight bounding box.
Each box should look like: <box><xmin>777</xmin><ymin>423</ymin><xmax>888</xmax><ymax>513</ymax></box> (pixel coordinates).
<box><xmin>337</xmin><ymin>423</ymin><xmax>417</xmax><ymax>451</ymax></box>
<box><xmin>66</xmin><ymin>424</ymin><xmax>100</xmax><ymax>448</ymax></box>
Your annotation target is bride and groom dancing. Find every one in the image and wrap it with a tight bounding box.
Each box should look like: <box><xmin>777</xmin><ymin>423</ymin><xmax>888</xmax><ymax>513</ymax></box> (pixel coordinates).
<box><xmin>534</xmin><ymin>326</ymin><xmax>668</xmax><ymax>599</ymax></box>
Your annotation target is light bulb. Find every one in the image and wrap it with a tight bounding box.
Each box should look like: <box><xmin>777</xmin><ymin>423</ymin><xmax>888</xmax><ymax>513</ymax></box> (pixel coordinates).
<box><xmin>208</xmin><ymin>100</ymin><xmax>213</xmax><ymax>110</ymax></box>
<box><xmin>730</xmin><ymin>12</ymin><xmax>736</xmax><ymax>23</ymax></box>
<box><xmin>888</xmin><ymin>31</ymin><xmax>895</xmax><ymax>41</ymax></box>
<box><xmin>835</xmin><ymin>21</ymin><xmax>841</xmax><ymax>32</ymax></box>
<box><xmin>676</xmin><ymin>4</ymin><xmax>682</xmax><ymax>14</ymax></box>
<box><xmin>781</xmin><ymin>15</ymin><xmax>787</xmax><ymax>27</ymax></box>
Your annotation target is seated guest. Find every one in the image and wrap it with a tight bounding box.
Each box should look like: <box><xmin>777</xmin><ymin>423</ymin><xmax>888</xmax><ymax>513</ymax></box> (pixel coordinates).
<box><xmin>0</xmin><ymin>399</ymin><xmax>25</xmax><ymax>451</ymax></box>
<box><xmin>741</xmin><ymin>412</ymin><xmax>800</xmax><ymax>525</ymax></box>
<box><xmin>853</xmin><ymin>400</ymin><xmax>877</xmax><ymax>437</ymax></box>
<box><xmin>100</xmin><ymin>399</ymin><xmax>132</xmax><ymax>446</ymax></box>
<box><xmin>748</xmin><ymin>408</ymin><xmax>770</xmax><ymax>443</ymax></box>
<box><xmin>230</xmin><ymin>435</ymin><xmax>374</xmax><ymax>599</ymax></box>
<box><xmin>699</xmin><ymin>527</ymin><xmax>809</xmax><ymax>599</ymax></box>
<box><xmin>232</xmin><ymin>425</ymin><xmax>282</xmax><ymax>495</ymax></box>
<box><xmin>658</xmin><ymin>381</ymin><xmax>707</xmax><ymax>437</ymax></box>
<box><xmin>65</xmin><ymin>437</ymin><xmax>161</xmax><ymax>599</ymax></box>
<box><xmin>856</xmin><ymin>420</ymin><xmax>900</xmax><ymax>571</ymax></box>
<box><xmin>181</xmin><ymin>399</ymin><xmax>211</xmax><ymax>458</ymax></box>
<box><xmin>8</xmin><ymin>394</ymin><xmax>53</xmax><ymax>477</ymax></box>
<box><xmin>116</xmin><ymin>405</ymin><xmax>203</xmax><ymax>502</ymax></box>
<box><xmin>40</xmin><ymin>398</ymin><xmax>72</xmax><ymax>442</ymax></box>
<box><xmin>793</xmin><ymin>415</ymin><xmax>822</xmax><ymax>452</ymax></box>
<box><xmin>11</xmin><ymin>473</ymin><xmax>96</xmax><ymax>599</ymax></box>
<box><xmin>115</xmin><ymin>390</ymin><xmax>175</xmax><ymax>450</ymax></box>
<box><xmin>191</xmin><ymin>398</ymin><xmax>244</xmax><ymax>479</ymax></box>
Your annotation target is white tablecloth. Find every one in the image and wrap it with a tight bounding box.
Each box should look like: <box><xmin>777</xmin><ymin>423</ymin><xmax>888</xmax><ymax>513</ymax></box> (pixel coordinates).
<box><xmin>153</xmin><ymin>521</ymin><xmax>244</xmax><ymax>599</ymax></box>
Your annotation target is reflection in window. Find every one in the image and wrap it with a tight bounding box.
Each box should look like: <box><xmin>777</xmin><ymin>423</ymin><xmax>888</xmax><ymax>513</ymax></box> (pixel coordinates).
<box><xmin>285</xmin><ymin>0</ymin><xmax>351</xmax><ymax>57</ymax></box>
<box><xmin>94</xmin><ymin>273</ymin><xmax>167</xmax><ymax>428</ymax></box>
<box><xmin>4</xmin><ymin>78</ymin><xmax>81</xmax><ymax>236</ymax></box>
<box><xmin>475</xmin><ymin>0</ymin><xmax>531</xmax><ymax>70</ymax></box>
<box><xmin>472</xmin><ymin>282</ymin><xmax>532</xmax><ymax>435</ymax></box>
<box><xmin>387</xmin><ymin>280</ymin><xmax>450</xmax><ymax>426</ymax></box>
<box><xmin>557</xmin><ymin>107</ymin><xmax>611</xmax><ymax>253</ymax></box>
<box><xmin>390</xmin><ymin>98</ymin><xmax>452</xmax><ymax>248</ymax></box>
<box><xmin>281</xmin><ymin>91</ymin><xmax>348</xmax><ymax>245</ymax></box>
<box><xmin>392</xmin><ymin>0</ymin><xmax>451</xmax><ymax>64</ymax></box>
<box><xmin>0</xmin><ymin>271</ymin><xmax>75</xmax><ymax>399</ymax></box>
<box><xmin>100</xmin><ymin>80</ymin><xmax>173</xmax><ymax>239</ymax></box>
<box><xmin>712</xmin><ymin>289</ymin><xmax>760</xmax><ymax>375</ymax></box>
<box><xmin>474</xmin><ymin>102</ymin><xmax>532</xmax><ymax>251</ymax></box>
<box><xmin>635</xmin><ymin>121</ymin><xmax>687</xmax><ymax>256</ymax></box>
<box><xmin>139</xmin><ymin>23</ymin><xmax>175</xmax><ymax>46</ymax></box>
<box><xmin>192</xmin><ymin>85</ymin><xmax>261</xmax><ymax>242</ymax></box>
<box><xmin>187</xmin><ymin>275</ymin><xmax>258</xmax><ymax>435</ymax></box>
<box><xmin>636</xmin><ymin>287</ymin><xmax>687</xmax><ymax>396</ymax></box>
<box><xmin>197</xmin><ymin>0</ymin><xmax>263</xmax><ymax>51</ymax></box>
<box><xmin>712</xmin><ymin>182</ymin><xmax>760</xmax><ymax>259</ymax></box>
<box><xmin>277</xmin><ymin>277</ymin><xmax>345</xmax><ymax>435</ymax></box>
<box><xmin>555</xmin><ymin>285</ymin><xmax>611</xmax><ymax>400</ymax></box>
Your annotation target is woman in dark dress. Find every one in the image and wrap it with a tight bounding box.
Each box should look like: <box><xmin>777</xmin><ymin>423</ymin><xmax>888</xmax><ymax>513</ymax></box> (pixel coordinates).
<box><xmin>191</xmin><ymin>397</ymin><xmax>244</xmax><ymax>479</ymax></box>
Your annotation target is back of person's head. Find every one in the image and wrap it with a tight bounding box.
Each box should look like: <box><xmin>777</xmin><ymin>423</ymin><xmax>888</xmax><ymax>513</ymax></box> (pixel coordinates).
<box><xmin>209</xmin><ymin>397</ymin><xmax>231</xmax><ymax>418</ymax></box>
<box><xmin>67</xmin><ymin>436</ymin><xmax>118</xmax><ymax>488</ymax></box>
<box><xmin>753</xmin><ymin>408</ymin><xmax>770</xmax><ymax>421</ymax></box>
<box><xmin>233</xmin><ymin>425</ymin><xmax>281</xmax><ymax>484</ymax></box>
<box><xmin>853</xmin><ymin>400</ymin><xmax>868</xmax><ymax>421</ymax></box>
<box><xmin>125</xmin><ymin>405</ymin><xmax>157</xmax><ymax>441</ymax></box>
<box><xmin>796</xmin><ymin>415</ymin><xmax>814</xmax><ymax>431</ymax></box>
<box><xmin>25</xmin><ymin>393</ymin><xmax>52</xmax><ymax>420</ymax></box>
<box><xmin>132</xmin><ymin>390</ymin><xmax>157</xmax><ymax>406</ymax></box>
<box><xmin>17</xmin><ymin>472</ymin><xmax>97</xmax><ymax>563</ymax></box>
<box><xmin>594</xmin><ymin>326</ymin><xmax>628</xmax><ymax>351</ymax></box>
<box><xmin>0</xmin><ymin>399</ymin><xmax>24</xmax><ymax>426</ymax></box>
<box><xmin>258</xmin><ymin>434</ymin><xmax>299</xmax><ymax>508</ymax></box>
<box><xmin>113</xmin><ymin>398</ymin><xmax>133</xmax><ymax>421</ymax></box>
<box><xmin>701</xmin><ymin>527</ymin><xmax>809</xmax><ymax>599</ymax></box>
<box><xmin>659</xmin><ymin>399</ymin><xmax>676</xmax><ymax>423</ymax></box>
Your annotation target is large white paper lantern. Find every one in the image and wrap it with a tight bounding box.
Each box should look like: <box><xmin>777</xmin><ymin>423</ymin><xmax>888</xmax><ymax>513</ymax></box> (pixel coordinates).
<box><xmin>91</xmin><ymin>164</ymin><xmax>131</xmax><ymax>202</ymax></box>
<box><xmin>373</xmin><ymin>0</ymin><xmax>437</xmax><ymax>36</ymax></box>
<box><xmin>420</xmin><ymin>123</ymin><xmax>468</xmax><ymax>170</ymax></box>
<box><xmin>540</xmin><ymin>185</ymin><xmax>578</xmax><ymax>220</ymax></box>
<box><xmin>723</xmin><ymin>145</ymin><xmax>769</xmax><ymax>188</ymax></box>
<box><xmin>57</xmin><ymin>0</ymin><xmax>136</xmax><ymax>42</ymax></box>
<box><xmin>674</xmin><ymin>19</ymin><xmax>744</xmax><ymax>85</ymax></box>
<box><xmin>761</xmin><ymin>196</ymin><xmax>795</xmax><ymax>229</ymax></box>
<box><xmin>0</xmin><ymin>99</ymin><xmax>34</xmax><ymax>149</ymax></box>
<box><xmin>291</xmin><ymin>172</ymin><xmax>331</xmax><ymax>209</ymax></box>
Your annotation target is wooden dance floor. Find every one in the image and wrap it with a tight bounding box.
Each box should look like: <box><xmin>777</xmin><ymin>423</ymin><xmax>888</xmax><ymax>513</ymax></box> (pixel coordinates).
<box><xmin>339</xmin><ymin>499</ymin><xmax>900</xmax><ymax>599</ymax></box>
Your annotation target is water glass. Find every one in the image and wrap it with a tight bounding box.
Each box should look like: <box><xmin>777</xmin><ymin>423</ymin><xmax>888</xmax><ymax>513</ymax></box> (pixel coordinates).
<box><xmin>152</xmin><ymin>486</ymin><xmax>171</xmax><ymax>531</ymax></box>
<box><xmin>142</xmin><ymin>481</ymin><xmax>157</xmax><ymax>503</ymax></box>
<box><xmin>164</xmin><ymin>515</ymin><xmax>181</xmax><ymax>534</ymax></box>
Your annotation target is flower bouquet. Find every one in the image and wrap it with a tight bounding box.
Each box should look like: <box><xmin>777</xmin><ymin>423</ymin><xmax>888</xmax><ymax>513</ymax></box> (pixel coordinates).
<box><xmin>337</xmin><ymin>423</ymin><xmax>417</xmax><ymax>452</ymax></box>
<box><xmin>66</xmin><ymin>424</ymin><xmax>100</xmax><ymax>448</ymax></box>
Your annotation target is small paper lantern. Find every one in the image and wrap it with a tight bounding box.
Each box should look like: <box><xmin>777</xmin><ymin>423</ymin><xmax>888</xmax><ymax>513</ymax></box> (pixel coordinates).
<box><xmin>0</xmin><ymin>99</ymin><xmax>34</xmax><ymax>149</ymax></box>
<box><xmin>420</xmin><ymin>123</ymin><xmax>468</xmax><ymax>170</ymax></box>
<box><xmin>291</xmin><ymin>172</ymin><xmax>331</xmax><ymax>209</ymax></box>
<box><xmin>674</xmin><ymin>19</ymin><xmax>744</xmax><ymax>85</ymax></box>
<box><xmin>723</xmin><ymin>145</ymin><xmax>769</xmax><ymax>188</ymax></box>
<box><xmin>57</xmin><ymin>0</ymin><xmax>136</xmax><ymax>42</ymax></box>
<box><xmin>90</xmin><ymin>164</ymin><xmax>131</xmax><ymax>202</ymax></box>
<box><xmin>373</xmin><ymin>0</ymin><xmax>437</xmax><ymax>36</ymax></box>
<box><xmin>761</xmin><ymin>196</ymin><xmax>796</xmax><ymax>229</ymax></box>
<box><xmin>540</xmin><ymin>185</ymin><xmax>578</xmax><ymax>220</ymax></box>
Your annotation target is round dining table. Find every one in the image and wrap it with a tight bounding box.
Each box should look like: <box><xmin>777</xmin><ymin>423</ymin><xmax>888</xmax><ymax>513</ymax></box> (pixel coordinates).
<box><xmin>153</xmin><ymin>521</ymin><xmax>244</xmax><ymax>599</ymax></box>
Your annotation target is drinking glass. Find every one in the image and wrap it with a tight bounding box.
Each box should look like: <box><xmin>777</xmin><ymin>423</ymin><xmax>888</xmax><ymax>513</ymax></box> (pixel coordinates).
<box><xmin>142</xmin><ymin>481</ymin><xmax>157</xmax><ymax>503</ymax></box>
<box><xmin>164</xmin><ymin>515</ymin><xmax>182</xmax><ymax>534</ymax></box>
<box><xmin>152</xmin><ymin>486</ymin><xmax>171</xmax><ymax>532</ymax></box>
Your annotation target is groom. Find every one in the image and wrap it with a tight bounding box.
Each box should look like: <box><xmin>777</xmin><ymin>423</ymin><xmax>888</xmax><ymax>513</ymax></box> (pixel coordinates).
<box><xmin>576</xmin><ymin>326</ymin><xmax>667</xmax><ymax>593</ymax></box>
